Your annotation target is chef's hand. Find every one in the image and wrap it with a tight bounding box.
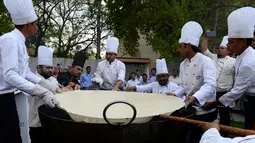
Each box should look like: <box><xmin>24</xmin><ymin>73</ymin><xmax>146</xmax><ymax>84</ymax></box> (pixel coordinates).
<box><xmin>61</xmin><ymin>87</ymin><xmax>68</xmax><ymax>92</ymax></box>
<box><xmin>31</xmin><ymin>84</ymin><xmax>59</xmax><ymax>108</ymax></box>
<box><xmin>201</xmin><ymin>119</ymin><xmax>220</xmax><ymax>132</ymax></box>
<box><xmin>68</xmin><ymin>82</ymin><xmax>76</xmax><ymax>87</ymax></box>
<box><xmin>204</xmin><ymin>29</ymin><xmax>210</xmax><ymax>38</ymax></box>
<box><xmin>125</xmin><ymin>86</ymin><xmax>136</xmax><ymax>91</ymax></box>
<box><xmin>74</xmin><ymin>84</ymin><xmax>81</xmax><ymax>90</ymax></box>
<box><xmin>185</xmin><ymin>96</ymin><xmax>197</xmax><ymax>104</ymax></box>
<box><xmin>39</xmin><ymin>79</ymin><xmax>62</xmax><ymax>94</ymax></box>
<box><xmin>61</xmin><ymin>86</ymin><xmax>73</xmax><ymax>92</ymax></box>
<box><xmin>165</xmin><ymin>92</ymin><xmax>177</xmax><ymax>96</ymax></box>
<box><xmin>112</xmin><ymin>87</ymin><xmax>120</xmax><ymax>91</ymax></box>
<box><xmin>65</xmin><ymin>85</ymin><xmax>74</xmax><ymax>91</ymax></box>
<box><xmin>203</xmin><ymin>101</ymin><xmax>218</xmax><ymax>110</ymax></box>
<box><xmin>42</xmin><ymin>92</ymin><xmax>59</xmax><ymax>108</ymax></box>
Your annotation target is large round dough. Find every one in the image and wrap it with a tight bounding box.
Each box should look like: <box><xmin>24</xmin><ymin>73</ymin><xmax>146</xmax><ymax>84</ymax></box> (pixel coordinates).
<box><xmin>56</xmin><ymin>90</ymin><xmax>185</xmax><ymax>124</ymax></box>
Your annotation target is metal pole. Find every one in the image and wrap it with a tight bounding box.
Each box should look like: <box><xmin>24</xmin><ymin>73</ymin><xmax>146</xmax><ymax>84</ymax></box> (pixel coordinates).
<box><xmin>96</xmin><ymin>0</ymin><xmax>102</xmax><ymax>60</ymax></box>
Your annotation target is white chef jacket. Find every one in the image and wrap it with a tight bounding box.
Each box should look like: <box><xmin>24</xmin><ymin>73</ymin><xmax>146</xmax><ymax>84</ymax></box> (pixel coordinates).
<box><xmin>200</xmin><ymin>128</ymin><xmax>255</xmax><ymax>143</ymax></box>
<box><xmin>96</xmin><ymin>59</ymin><xmax>126</xmax><ymax>89</ymax></box>
<box><xmin>204</xmin><ymin>49</ymin><xmax>236</xmax><ymax>92</ymax></box>
<box><xmin>219</xmin><ymin>47</ymin><xmax>255</xmax><ymax>107</ymax></box>
<box><xmin>135</xmin><ymin>76</ymin><xmax>143</xmax><ymax>83</ymax></box>
<box><xmin>136</xmin><ymin>81</ymin><xmax>179</xmax><ymax>93</ymax></box>
<box><xmin>0</xmin><ymin>29</ymin><xmax>41</xmax><ymax>94</ymax></box>
<box><xmin>126</xmin><ymin>79</ymin><xmax>140</xmax><ymax>87</ymax></box>
<box><xmin>169</xmin><ymin>76</ymin><xmax>182</xmax><ymax>85</ymax></box>
<box><xmin>28</xmin><ymin>74</ymin><xmax>58</xmax><ymax>127</ymax></box>
<box><xmin>174</xmin><ymin>53</ymin><xmax>216</xmax><ymax>115</ymax></box>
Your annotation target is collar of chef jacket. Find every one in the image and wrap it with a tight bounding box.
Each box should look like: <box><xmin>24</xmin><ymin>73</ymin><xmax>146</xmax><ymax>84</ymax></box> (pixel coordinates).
<box><xmin>186</xmin><ymin>52</ymin><xmax>200</xmax><ymax>63</ymax></box>
<box><xmin>106</xmin><ymin>59</ymin><xmax>117</xmax><ymax>66</ymax></box>
<box><xmin>12</xmin><ymin>28</ymin><xmax>25</xmax><ymax>42</ymax></box>
<box><xmin>219</xmin><ymin>55</ymin><xmax>230</xmax><ymax>60</ymax></box>
<box><xmin>236</xmin><ymin>46</ymin><xmax>252</xmax><ymax>61</ymax></box>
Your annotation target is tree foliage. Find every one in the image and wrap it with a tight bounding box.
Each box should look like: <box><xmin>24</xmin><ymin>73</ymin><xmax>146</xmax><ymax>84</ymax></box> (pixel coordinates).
<box><xmin>1</xmin><ymin>0</ymin><xmax>255</xmax><ymax>59</ymax></box>
<box><xmin>32</xmin><ymin>0</ymin><xmax>107</xmax><ymax>58</ymax></box>
<box><xmin>0</xmin><ymin>0</ymin><xmax>107</xmax><ymax>58</ymax></box>
<box><xmin>0</xmin><ymin>1</ymin><xmax>13</xmax><ymax>35</ymax></box>
<box><xmin>105</xmin><ymin>0</ymin><xmax>255</xmax><ymax>60</ymax></box>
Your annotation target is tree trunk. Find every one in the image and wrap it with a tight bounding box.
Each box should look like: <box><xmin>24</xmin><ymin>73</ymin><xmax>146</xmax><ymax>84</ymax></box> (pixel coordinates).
<box><xmin>211</xmin><ymin>6</ymin><xmax>219</xmax><ymax>31</ymax></box>
<box><xmin>210</xmin><ymin>0</ymin><xmax>220</xmax><ymax>52</ymax></box>
<box><xmin>96</xmin><ymin>0</ymin><xmax>102</xmax><ymax>60</ymax></box>
<box><xmin>34</xmin><ymin>33</ymin><xmax>42</xmax><ymax>57</ymax></box>
<box><xmin>33</xmin><ymin>0</ymin><xmax>46</xmax><ymax>57</ymax></box>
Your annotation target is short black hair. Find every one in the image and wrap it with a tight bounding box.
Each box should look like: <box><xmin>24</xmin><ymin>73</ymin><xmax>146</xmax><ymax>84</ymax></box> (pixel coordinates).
<box><xmin>246</xmin><ymin>38</ymin><xmax>253</xmax><ymax>47</ymax></box>
<box><xmin>136</xmin><ymin>69</ymin><xmax>140</xmax><ymax>72</ymax></box>
<box><xmin>184</xmin><ymin>44</ymin><xmax>201</xmax><ymax>53</ymax></box>
<box><xmin>14</xmin><ymin>20</ymin><xmax>37</xmax><ymax>30</ymax></box>
<box><xmin>142</xmin><ymin>73</ymin><xmax>147</xmax><ymax>77</ymax></box>
<box><xmin>86</xmin><ymin>66</ymin><xmax>91</xmax><ymax>69</ymax></box>
<box><xmin>130</xmin><ymin>72</ymin><xmax>136</xmax><ymax>75</ymax></box>
<box><xmin>15</xmin><ymin>25</ymin><xmax>25</xmax><ymax>30</ymax></box>
<box><xmin>151</xmin><ymin>68</ymin><xmax>156</xmax><ymax>72</ymax></box>
<box><xmin>191</xmin><ymin>45</ymin><xmax>201</xmax><ymax>53</ymax></box>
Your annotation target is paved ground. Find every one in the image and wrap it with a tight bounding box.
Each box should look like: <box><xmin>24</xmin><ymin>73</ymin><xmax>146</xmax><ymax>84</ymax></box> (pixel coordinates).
<box><xmin>231</xmin><ymin>111</ymin><xmax>244</xmax><ymax>122</ymax></box>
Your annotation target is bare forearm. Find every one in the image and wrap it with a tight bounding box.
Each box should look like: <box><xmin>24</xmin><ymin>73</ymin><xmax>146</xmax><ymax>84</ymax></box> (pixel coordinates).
<box><xmin>114</xmin><ymin>80</ymin><xmax>123</xmax><ymax>89</ymax></box>
<box><xmin>201</xmin><ymin>38</ymin><xmax>208</xmax><ymax>53</ymax></box>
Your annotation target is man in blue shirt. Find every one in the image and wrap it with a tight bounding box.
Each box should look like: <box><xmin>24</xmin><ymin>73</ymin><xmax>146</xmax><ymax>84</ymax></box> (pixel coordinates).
<box><xmin>80</xmin><ymin>66</ymin><xmax>94</xmax><ymax>89</ymax></box>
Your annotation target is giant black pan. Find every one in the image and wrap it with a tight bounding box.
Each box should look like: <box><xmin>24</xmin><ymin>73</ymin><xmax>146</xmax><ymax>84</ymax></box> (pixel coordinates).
<box><xmin>38</xmin><ymin>103</ymin><xmax>196</xmax><ymax>143</ymax></box>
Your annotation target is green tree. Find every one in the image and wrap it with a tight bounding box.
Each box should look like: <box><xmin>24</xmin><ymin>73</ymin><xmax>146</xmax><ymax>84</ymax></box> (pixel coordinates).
<box><xmin>105</xmin><ymin>0</ymin><xmax>255</xmax><ymax>60</ymax></box>
<box><xmin>105</xmin><ymin>0</ymin><xmax>192</xmax><ymax>60</ymax></box>
<box><xmin>0</xmin><ymin>1</ymin><xmax>13</xmax><ymax>35</ymax></box>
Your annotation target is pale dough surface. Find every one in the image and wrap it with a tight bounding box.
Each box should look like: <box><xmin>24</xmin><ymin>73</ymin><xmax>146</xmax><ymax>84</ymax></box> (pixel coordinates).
<box><xmin>56</xmin><ymin>90</ymin><xmax>185</xmax><ymax>123</ymax></box>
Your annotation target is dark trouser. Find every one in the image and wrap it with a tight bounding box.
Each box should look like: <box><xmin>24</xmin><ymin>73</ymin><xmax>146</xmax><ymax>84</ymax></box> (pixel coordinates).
<box><xmin>0</xmin><ymin>92</ymin><xmax>22</xmax><ymax>143</ymax></box>
<box><xmin>189</xmin><ymin>110</ymin><xmax>217</xmax><ymax>143</ymax></box>
<box><xmin>243</xmin><ymin>95</ymin><xmax>255</xmax><ymax>129</ymax></box>
<box><xmin>216</xmin><ymin>91</ymin><xmax>231</xmax><ymax>126</ymax></box>
<box><xmin>30</xmin><ymin>127</ymin><xmax>45</xmax><ymax>143</ymax></box>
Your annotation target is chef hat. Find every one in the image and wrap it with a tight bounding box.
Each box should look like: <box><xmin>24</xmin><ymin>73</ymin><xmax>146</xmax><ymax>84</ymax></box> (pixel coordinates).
<box><xmin>179</xmin><ymin>21</ymin><xmax>203</xmax><ymax>47</ymax></box>
<box><xmin>38</xmin><ymin>46</ymin><xmax>54</xmax><ymax>66</ymax></box>
<box><xmin>72</xmin><ymin>50</ymin><xmax>88</xmax><ymax>68</ymax></box>
<box><xmin>106</xmin><ymin>37</ymin><xmax>119</xmax><ymax>54</ymax></box>
<box><xmin>228</xmin><ymin>7</ymin><xmax>255</xmax><ymax>38</ymax></box>
<box><xmin>4</xmin><ymin>0</ymin><xmax>37</xmax><ymax>25</ymax></box>
<box><xmin>156</xmin><ymin>58</ymin><xmax>168</xmax><ymax>75</ymax></box>
<box><xmin>219</xmin><ymin>36</ymin><xmax>228</xmax><ymax>48</ymax></box>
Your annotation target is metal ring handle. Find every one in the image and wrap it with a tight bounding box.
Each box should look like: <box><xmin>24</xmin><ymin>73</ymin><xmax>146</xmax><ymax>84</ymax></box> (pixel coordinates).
<box><xmin>103</xmin><ymin>101</ymin><xmax>137</xmax><ymax>126</ymax></box>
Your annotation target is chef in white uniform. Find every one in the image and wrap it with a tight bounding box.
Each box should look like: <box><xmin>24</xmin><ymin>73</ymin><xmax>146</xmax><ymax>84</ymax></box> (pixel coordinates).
<box><xmin>0</xmin><ymin>0</ymin><xmax>61</xmax><ymax>142</ymax></box>
<box><xmin>204</xmin><ymin>7</ymin><xmax>255</xmax><ymax>130</ymax></box>
<box><xmin>92</xmin><ymin>37</ymin><xmax>126</xmax><ymax>91</ymax></box>
<box><xmin>126</xmin><ymin>58</ymin><xmax>179</xmax><ymax>94</ymax></box>
<box><xmin>202</xmin><ymin>35</ymin><xmax>236</xmax><ymax>127</ymax></box>
<box><xmin>29</xmin><ymin>46</ymin><xmax>71</xmax><ymax>143</ymax></box>
<box><xmin>200</xmin><ymin>120</ymin><xmax>255</xmax><ymax>143</ymax></box>
<box><xmin>170</xmin><ymin>21</ymin><xmax>217</xmax><ymax>143</ymax></box>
